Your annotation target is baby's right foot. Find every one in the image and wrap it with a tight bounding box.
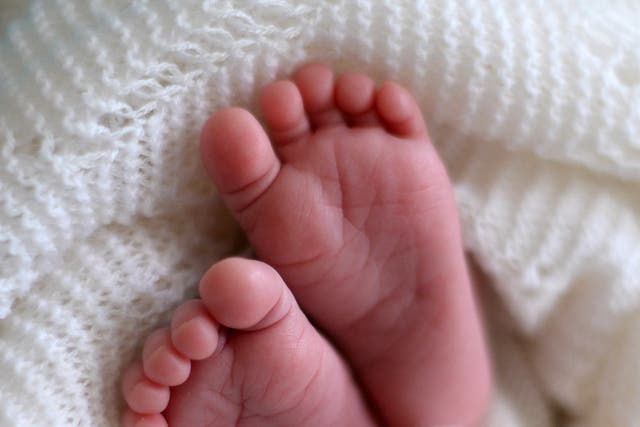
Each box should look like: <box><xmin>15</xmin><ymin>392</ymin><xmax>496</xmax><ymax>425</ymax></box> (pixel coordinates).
<box><xmin>121</xmin><ymin>258</ymin><xmax>375</xmax><ymax>427</ymax></box>
<box><xmin>201</xmin><ymin>64</ymin><xmax>491</xmax><ymax>426</ymax></box>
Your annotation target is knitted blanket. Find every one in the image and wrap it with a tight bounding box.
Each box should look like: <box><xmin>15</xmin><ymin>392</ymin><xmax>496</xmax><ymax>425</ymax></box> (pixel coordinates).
<box><xmin>1</xmin><ymin>1</ymin><xmax>639</xmax><ymax>426</ymax></box>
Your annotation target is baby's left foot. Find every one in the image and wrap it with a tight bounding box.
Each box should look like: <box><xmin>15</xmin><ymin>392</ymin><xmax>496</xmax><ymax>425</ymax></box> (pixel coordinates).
<box><xmin>121</xmin><ymin>258</ymin><xmax>375</xmax><ymax>427</ymax></box>
<box><xmin>201</xmin><ymin>64</ymin><xmax>491</xmax><ymax>426</ymax></box>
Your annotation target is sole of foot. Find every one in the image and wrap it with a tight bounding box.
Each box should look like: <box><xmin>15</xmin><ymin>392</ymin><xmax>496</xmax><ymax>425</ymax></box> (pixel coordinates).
<box><xmin>200</xmin><ymin>64</ymin><xmax>491</xmax><ymax>426</ymax></box>
<box><xmin>121</xmin><ymin>258</ymin><xmax>375</xmax><ymax>427</ymax></box>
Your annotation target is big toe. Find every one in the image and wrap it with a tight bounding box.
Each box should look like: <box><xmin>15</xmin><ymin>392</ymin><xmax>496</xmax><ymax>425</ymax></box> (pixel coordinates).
<box><xmin>200</xmin><ymin>108</ymin><xmax>280</xmax><ymax>213</ymax></box>
<box><xmin>198</xmin><ymin>257</ymin><xmax>291</xmax><ymax>331</ymax></box>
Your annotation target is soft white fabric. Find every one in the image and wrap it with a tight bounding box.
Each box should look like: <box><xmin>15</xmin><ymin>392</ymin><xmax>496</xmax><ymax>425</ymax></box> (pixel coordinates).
<box><xmin>1</xmin><ymin>1</ymin><xmax>639</xmax><ymax>426</ymax></box>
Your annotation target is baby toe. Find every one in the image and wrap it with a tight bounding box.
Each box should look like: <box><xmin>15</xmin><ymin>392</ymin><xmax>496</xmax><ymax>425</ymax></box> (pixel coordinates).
<box><xmin>198</xmin><ymin>257</ymin><xmax>291</xmax><ymax>331</ymax></box>
<box><xmin>375</xmin><ymin>81</ymin><xmax>428</xmax><ymax>138</ymax></box>
<box><xmin>170</xmin><ymin>299</ymin><xmax>219</xmax><ymax>360</ymax></box>
<box><xmin>142</xmin><ymin>328</ymin><xmax>191</xmax><ymax>386</ymax></box>
<box><xmin>200</xmin><ymin>107</ymin><xmax>281</xmax><ymax>214</ymax></box>
<box><xmin>260</xmin><ymin>80</ymin><xmax>310</xmax><ymax>145</ymax></box>
<box><xmin>293</xmin><ymin>63</ymin><xmax>345</xmax><ymax>129</ymax></box>
<box><xmin>335</xmin><ymin>72</ymin><xmax>380</xmax><ymax>127</ymax></box>
<box><xmin>122</xmin><ymin>409</ymin><xmax>168</xmax><ymax>427</ymax></box>
<box><xmin>121</xmin><ymin>362</ymin><xmax>170</xmax><ymax>414</ymax></box>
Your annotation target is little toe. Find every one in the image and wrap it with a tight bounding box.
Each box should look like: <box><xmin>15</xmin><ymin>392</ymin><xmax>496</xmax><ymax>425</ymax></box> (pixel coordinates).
<box><xmin>293</xmin><ymin>63</ymin><xmax>344</xmax><ymax>129</ymax></box>
<box><xmin>198</xmin><ymin>257</ymin><xmax>291</xmax><ymax>331</ymax></box>
<box><xmin>260</xmin><ymin>80</ymin><xmax>310</xmax><ymax>145</ymax></box>
<box><xmin>170</xmin><ymin>299</ymin><xmax>219</xmax><ymax>360</ymax></box>
<box><xmin>375</xmin><ymin>81</ymin><xmax>428</xmax><ymax>138</ymax></box>
<box><xmin>142</xmin><ymin>328</ymin><xmax>191</xmax><ymax>387</ymax></box>
<box><xmin>200</xmin><ymin>107</ymin><xmax>280</xmax><ymax>213</ymax></box>
<box><xmin>335</xmin><ymin>72</ymin><xmax>380</xmax><ymax>127</ymax></box>
<box><xmin>122</xmin><ymin>362</ymin><xmax>170</xmax><ymax>414</ymax></box>
<box><xmin>122</xmin><ymin>409</ymin><xmax>167</xmax><ymax>427</ymax></box>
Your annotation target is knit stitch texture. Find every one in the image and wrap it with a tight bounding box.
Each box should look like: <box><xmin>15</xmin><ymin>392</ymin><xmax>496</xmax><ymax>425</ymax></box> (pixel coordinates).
<box><xmin>1</xmin><ymin>1</ymin><xmax>639</xmax><ymax>426</ymax></box>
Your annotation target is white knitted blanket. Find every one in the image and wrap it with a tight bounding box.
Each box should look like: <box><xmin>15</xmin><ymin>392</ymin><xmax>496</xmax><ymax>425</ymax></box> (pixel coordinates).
<box><xmin>1</xmin><ymin>1</ymin><xmax>639</xmax><ymax>426</ymax></box>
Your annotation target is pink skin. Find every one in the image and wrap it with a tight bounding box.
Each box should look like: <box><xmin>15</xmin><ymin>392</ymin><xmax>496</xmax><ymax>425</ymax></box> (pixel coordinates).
<box><xmin>121</xmin><ymin>258</ymin><xmax>375</xmax><ymax>427</ymax></box>
<box><xmin>121</xmin><ymin>64</ymin><xmax>491</xmax><ymax>427</ymax></box>
<box><xmin>199</xmin><ymin>64</ymin><xmax>492</xmax><ymax>426</ymax></box>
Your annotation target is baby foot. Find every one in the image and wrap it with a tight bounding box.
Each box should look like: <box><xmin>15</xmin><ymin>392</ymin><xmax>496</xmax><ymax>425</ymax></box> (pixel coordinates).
<box><xmin>121</xmin><ymin>258</ymin><xmax>375</xmax><ymax>427</ymax></box>
<box><xmin>200</xmin><ymin>64</ymin><xmax>491</xmax><ymax>426</ymax></box>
